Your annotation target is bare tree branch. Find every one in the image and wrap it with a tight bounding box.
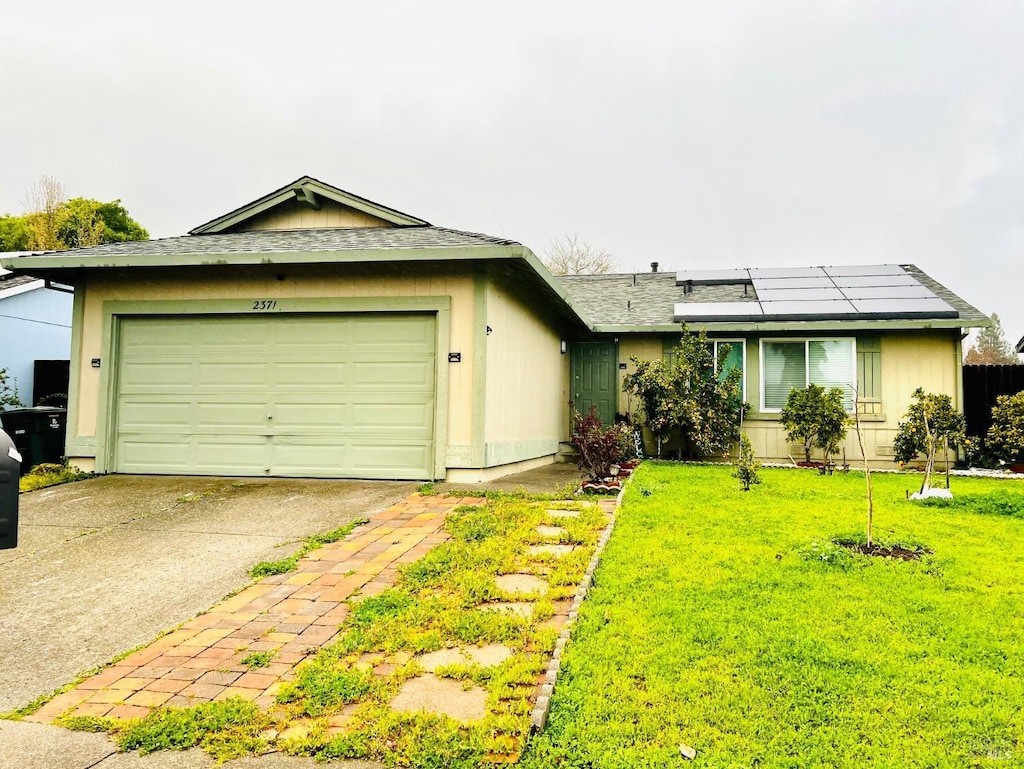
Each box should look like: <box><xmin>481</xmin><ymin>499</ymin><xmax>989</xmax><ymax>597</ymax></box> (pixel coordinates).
<box><xmin>542</xmin><ymin>234</ymin><xmax>617</xmax><ymax>275</ymax></box>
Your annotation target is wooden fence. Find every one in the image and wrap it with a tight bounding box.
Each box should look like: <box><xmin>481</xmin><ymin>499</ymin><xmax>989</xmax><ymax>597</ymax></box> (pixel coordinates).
<box><xmin>963</xmin><ymin>364</ymin><xmax>1024</xmax><ymax>438</ymax></box>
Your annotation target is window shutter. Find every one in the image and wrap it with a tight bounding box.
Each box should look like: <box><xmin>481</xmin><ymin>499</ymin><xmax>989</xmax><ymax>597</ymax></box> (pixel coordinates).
<box><xmin>763</xmin><ymin>342</ymin><xmax>805</xmax><ymax>409</ymax></box>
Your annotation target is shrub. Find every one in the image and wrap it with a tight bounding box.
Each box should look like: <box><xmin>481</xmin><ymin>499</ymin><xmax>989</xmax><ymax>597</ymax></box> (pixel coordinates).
<box><xmin>622</xmin><ymin>325</ymin><xmax>746</xmax><ymax>458</ymax></box>
<box><xmin>570</xmin><ymin>406</ymin><xmax>623</xmax><ymax>481</ymax></box>
<box><xmin>0</xmin><ymin>367</ymin><xmax>23</xmax><ymax>410</ymax></box>
<box><xmin>893</xmin><ymin>388</ymin><xmax>965</xmax><ymax>493</ymax></box>
<box><xmin>733</xmin><ymin>433</ymin><xmax>761</xmax><ymax>491</ymax></box>
<box><xmin>987</xmin><ymin>390</ymin><xmax>1024</xmax><ymax>463</ymax></box>
<box><xmin>778</xmin><ymin>384</ymin><xmax>848</xmax><ymax>464</ymax></box>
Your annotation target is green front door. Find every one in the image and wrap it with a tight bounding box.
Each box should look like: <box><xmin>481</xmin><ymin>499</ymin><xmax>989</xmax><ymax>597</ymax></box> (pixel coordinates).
<box><xmin>570</xmin><ymin>342</ymin><xmax>617</xmax><ymax>426</ymax></box>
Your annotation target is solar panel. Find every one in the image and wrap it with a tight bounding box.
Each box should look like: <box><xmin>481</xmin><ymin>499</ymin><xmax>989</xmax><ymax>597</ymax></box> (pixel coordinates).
<box><xmin>748</xmin><ymin>267</ymin><xmax>825</xmax><ymax>279</ymax></box>
<box><xmin>823</xmin><ymin>264</ymin><xmax>906</xmax><ymax>277</ymax></box>
<box><xmin>830</xmin><ymin>274</ymin><xmax>918</xmax><ymax>288</ymax></box>
<box><xmin>752</xmin><ymin>276</ymin><xmax>834</xmax><ymax>289</ymax></box>
<box><xmin>674</xmin><ymin>302</ymin><xmax>764</xmax><ymax>319</ymax></box>
<box><xmin>850</xmin><ymin>297</ymin><xmax>956</xmax><ymax>315</ymax></box>
<box><xmin>841</xmin><ymin>286</ymin><xmax>936</xmax><ymax>300</ymax></box>
<box><xmin>758</xmin><ymin>300</ymin><xmax>859</xmax><ymax>316</ymax></box>
<box><xmin>675</xmin><ymin>268</ymin><xmax>750</xmax><ymax>285</ymax></box>
<box><xmin>755</xmin><ymin>287</ymin><xmax>847</xmax><ymax>301</ymax></box>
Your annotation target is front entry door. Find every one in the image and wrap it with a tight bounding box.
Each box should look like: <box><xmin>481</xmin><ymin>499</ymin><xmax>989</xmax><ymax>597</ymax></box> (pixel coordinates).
<box><xmin>571</xmin><ymin>342</ymin><xmax>617</xmax><ymax>426</ymax></box>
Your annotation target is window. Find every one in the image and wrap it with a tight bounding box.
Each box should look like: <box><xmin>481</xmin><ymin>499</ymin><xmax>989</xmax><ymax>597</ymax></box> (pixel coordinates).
<box><xmin>662</xmin><ymin>338</ymin><xmax>746</xmax><ymax>400</ymax></box>
<box><xmin>760</xmin><ymin>338</ymin><xmax>855</xmax><ymax>411</ymax></box>
<box><xmin>711</xmin><ymin>340</ymin><xmax>745</xmax><ymax>401</ymax></box>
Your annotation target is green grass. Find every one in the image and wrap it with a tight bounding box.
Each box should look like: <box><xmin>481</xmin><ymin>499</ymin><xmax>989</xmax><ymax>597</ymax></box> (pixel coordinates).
<box><xmin>239</xmin><ymin>650</ymin><xmax>276</xmax><ymax>669</ymax></box>
<box><xmin>249</xmin><ymin>519</ymin><xmax>369</xmax><ymax>578</ymax></box>
<box><xmin>522</xmin><ymin>464</ymin><xmax>1024</xmax><ymax>768</ymax></box>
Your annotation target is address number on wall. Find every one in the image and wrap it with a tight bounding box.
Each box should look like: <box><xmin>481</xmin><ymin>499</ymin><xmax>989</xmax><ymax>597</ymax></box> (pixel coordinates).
<box><xmin>251</xmin><ymin>300</ymin><xmax>277</xmax><ymax>311</ymax></box>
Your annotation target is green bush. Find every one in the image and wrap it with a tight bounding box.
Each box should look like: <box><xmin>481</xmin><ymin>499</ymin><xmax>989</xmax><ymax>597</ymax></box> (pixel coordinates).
<box><xmin>986</xmin><ymin>390</ymin><xmax>1024</xmax><ymax>463</ymax></box>
<box><xmin>733</xmin><ymin>433</ymin><xmax>762</xmax><ymax>491</ymax></box>
<box><xmin>893</xmin><ymin>388</ymin><xmax>965</xmax><ymax>492</ymax></box>
<box><xmin>622</xmin><ymin>325</ymin><xmax>746</xmax><ymax>458</ymax></box>
<box><xmin>778</xmin><ymin>384</ymin><xmax>848</xmax><ymax>464</ymax></box>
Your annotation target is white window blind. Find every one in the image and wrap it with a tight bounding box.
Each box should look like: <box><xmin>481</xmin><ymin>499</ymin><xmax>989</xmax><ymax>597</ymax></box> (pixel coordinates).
<box><xmin>762</xmin><ymin>339</ymin><xmax>855</xmax><ymax>410</ymax></box>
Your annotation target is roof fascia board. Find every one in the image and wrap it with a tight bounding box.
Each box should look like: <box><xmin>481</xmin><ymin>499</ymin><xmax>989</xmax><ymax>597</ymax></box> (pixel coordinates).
<box><xmin>0</xmin><ymin>279</ymin><xmax>45</xmax><ymax>300</ymax></box>
<box><xmin>593</xmin><ymin>318</ymin><xmax>990</xmax><ymax>333</ymax></box>
<box><xmin>1</xmin><ymin>245</ymin><xmax>524</xmax><ymax>271</ymax></box>
<box><xmin>514</xmin><ymin>246</ymin><xmax>594</xmax><ymax>328</ymax></box>
<box><xmin>189</xmin><ymin>176</ymin><xmax>429</xmax><ymax>234</ymax></box>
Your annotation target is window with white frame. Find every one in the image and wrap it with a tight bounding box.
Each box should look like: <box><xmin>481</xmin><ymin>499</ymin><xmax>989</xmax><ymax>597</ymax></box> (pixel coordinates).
<box><xmin>760</xmin><ymin>338</ymin><xmax>856</xmax><ymax>411</ymax></box>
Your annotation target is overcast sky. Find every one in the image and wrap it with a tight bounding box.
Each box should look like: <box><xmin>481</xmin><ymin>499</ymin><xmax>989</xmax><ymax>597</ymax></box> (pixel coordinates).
<box><xmin>2</xmin><ymin>1</ymin><xmax>1022</xmax><ymax>344</ymax></box>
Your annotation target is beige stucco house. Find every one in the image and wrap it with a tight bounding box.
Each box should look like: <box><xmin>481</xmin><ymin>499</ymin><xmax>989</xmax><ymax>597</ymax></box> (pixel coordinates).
<box><xmin>1</xmin><ymin>176</ymin><xmax>989</xmax><ymax>480</ymax></box>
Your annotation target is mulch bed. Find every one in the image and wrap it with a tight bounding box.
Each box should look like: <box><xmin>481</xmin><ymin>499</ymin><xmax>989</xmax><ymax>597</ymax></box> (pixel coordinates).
<box><xmin>836</xmin><ymin>540</ymin><xmax>932</xmax><ymax>561</ymax></box>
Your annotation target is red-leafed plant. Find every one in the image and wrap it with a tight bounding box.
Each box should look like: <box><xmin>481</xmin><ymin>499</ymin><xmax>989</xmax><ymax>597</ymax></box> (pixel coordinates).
<box><xmin>571</xmin><ymin>406</ymin><xmax>624</xmax><ymax>481</ymax></box>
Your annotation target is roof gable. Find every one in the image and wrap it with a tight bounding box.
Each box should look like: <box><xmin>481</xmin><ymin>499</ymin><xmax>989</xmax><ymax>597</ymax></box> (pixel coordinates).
<box><xmin>189</xmin><ymin>175</ymin><xmax>430</xmax><ymax>235</ymax></box>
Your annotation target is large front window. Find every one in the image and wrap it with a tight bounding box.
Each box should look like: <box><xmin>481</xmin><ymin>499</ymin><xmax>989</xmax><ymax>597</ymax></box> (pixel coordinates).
<box><xmin>761</xmin><ymin>339</ymin><xmax>855</xmax><ymax>411</ymax></box>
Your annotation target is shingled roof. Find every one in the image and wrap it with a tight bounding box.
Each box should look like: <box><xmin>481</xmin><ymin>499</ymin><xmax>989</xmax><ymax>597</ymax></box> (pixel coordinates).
<box><xmin>561</xmin><ymin>265</ymin><xmax>987</xmax><ymax>331</ymax></box>
<box><xmin>8</xmin><ymin>226</ymin><xmax>519</xmax><ymax>259</ymax></box>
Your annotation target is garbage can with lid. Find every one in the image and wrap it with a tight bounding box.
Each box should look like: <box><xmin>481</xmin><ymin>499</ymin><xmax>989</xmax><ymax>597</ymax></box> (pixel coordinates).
<box><xmin>0</xmin><ymin>407</ymin><xmax>67</xmax><ymax>474</ymax></box>
<box><xmin>0</xmin><ymin>428</ymin><xmax>21</xmax><ymax>549</ymax></box>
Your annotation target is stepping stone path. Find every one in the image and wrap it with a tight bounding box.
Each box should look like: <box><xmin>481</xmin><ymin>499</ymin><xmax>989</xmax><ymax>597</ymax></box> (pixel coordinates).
<box><xmin>495</xmin><ymin>573</ymin><xmax>549</xmax><ymax>596</ymax></box>
<box><xmin>416</xmin><ymin>644</ymin><xmax>513</xmax><ymax>672</ymax></box>
<box><xmin>528</xmin><ymin>543</ymin><xmax>575</xmax><ymax>556</ymax></box>
<box><xmin>391</xmin><ymin>673</ymin><xmax>487</xmax><ymax>722</ymax></box>
<box><xmin>535</xmin><ymin>524</ymin><xmax>567</xmax><ymax>538</ymax></box>
<box><xmin>546</xmin><ymin>508</ymin><xmax>581</xmax><ymax>518</ymax></box>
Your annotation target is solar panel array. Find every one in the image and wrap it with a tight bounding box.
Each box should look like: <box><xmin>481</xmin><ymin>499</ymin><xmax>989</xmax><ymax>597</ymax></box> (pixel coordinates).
<box><xmin>673</xmin><ymin>265</ymin><xmax>958</xmax><ymax>322</ymax></box>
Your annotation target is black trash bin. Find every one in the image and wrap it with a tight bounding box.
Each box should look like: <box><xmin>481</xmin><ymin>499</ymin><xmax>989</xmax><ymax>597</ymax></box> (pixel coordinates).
<box><xmin>0</xmin><ymin>428</ymin><xmax>21</xmax><ymax>549</ymax></box>
<box><xmin>0</xmin><ymin>407</ymin><xmax>68</xmax><ymax>474</ymax></box>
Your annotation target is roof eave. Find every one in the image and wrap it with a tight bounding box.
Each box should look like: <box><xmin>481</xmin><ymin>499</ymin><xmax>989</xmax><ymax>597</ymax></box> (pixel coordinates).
<box><xmin>0</xmin><ymin>245</ymin><xmax>523</xmax><ymax>272</ymax></box>
<box><xmin>593</xmin><ymin>318</ymin><xmax>989</xmax><ymax>334</ymax></box>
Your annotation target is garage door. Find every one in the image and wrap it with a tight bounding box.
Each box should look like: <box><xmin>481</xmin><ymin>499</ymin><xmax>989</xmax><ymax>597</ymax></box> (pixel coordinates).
<box><xmin>113</xmin><ymin>313</ymin><xmax>437</xmax><ymax>479</ymax></box>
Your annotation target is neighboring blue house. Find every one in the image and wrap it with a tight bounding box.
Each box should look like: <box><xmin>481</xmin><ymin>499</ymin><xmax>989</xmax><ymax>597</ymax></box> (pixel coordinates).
<box><xmin>0</xmin><ymin>257</ymin><xmax>73</xmax><ymax>407</ymax></box>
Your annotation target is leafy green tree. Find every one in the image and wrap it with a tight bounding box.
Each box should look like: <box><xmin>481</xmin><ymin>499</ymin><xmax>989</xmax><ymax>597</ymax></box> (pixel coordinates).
<box><xmin>733</xmin><ymin>433</ymin><xmax>762</xmax><ymax>491</ymax></box>
<box><xmin>986</xmin><ymin>390</ymin><xmax>1024</xmax><ymax>463</ymax></box>
<box><xmin>893</xmin><ymin>388</ymin><xmax>966</xmax><ymax>493</ymax></box>
<box><xmin>0</xmin><ymin>368</ymin><xmax>24</xmax><ymax>410</ymax></box>
<box><xmin>0</xmin><ymin>215</ymin><xmax>30</xmax><ymax>251</ymax></box>
<box><xmin>779</xmin><ymin>384</ymin><xmax>849</xmax><ymax>464</ymax></box>
<box><xmin>0</xmin><ymin>176</ymin><xmax>148</xmax><ymax>252</ymax></box>
<box><xmin>964</xmin><ymin>313</ymin><xmax>1020</xmax><ymax>364</ymax></box>
<box><xmin>623</xmin><ymin>325</ymin><xmax>746</xmax><ymax>459</ymax></box>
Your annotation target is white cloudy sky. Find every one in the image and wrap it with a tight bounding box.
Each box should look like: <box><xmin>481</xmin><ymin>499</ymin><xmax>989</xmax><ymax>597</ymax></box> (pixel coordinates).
<box><xmin>2</xmin><ymin>1</ymin><xmax>1022</xmax><ymax>343</ymax></box>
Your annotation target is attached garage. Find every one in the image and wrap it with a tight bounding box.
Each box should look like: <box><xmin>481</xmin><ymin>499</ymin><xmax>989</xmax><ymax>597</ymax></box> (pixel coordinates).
<box><xmin>4</xmin><ymin>176</ymin><xmax>579</xmax><ymax>482</ymax></box>
<box><xmin>113</xmin><ymin>313</ymin><xmax>437</xmax><ymax>479</ymax></box>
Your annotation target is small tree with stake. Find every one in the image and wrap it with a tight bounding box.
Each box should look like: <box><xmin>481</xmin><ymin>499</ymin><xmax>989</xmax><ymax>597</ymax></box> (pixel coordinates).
<box><xmin>893</xmin><ymin>388</ymin><xmax>966</xmax><ymax>495</ymax></box>
<box><xmin>778</xmin><ymin>384</ymin><xmax>849</xmax><ymax>465</ymax></box>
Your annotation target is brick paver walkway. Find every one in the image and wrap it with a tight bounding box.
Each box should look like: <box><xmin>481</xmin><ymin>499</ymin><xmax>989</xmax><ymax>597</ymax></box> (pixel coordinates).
<box><xmin>29</xmin><ymin>493</ymin><xmax>484</xmax><ymax>724</ymax></box>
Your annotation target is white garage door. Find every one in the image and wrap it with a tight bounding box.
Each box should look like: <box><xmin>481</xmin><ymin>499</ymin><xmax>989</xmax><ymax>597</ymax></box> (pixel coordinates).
<box><xmin>113</xmin><ymin>313</ymin><xmax>437</xmax><ymax>479</ymax></box>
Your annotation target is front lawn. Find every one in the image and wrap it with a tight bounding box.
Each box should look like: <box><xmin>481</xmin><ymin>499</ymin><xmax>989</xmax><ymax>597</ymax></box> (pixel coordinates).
<box><xmin>522</xmin><ymin>464</ymin><xmax>1024</xmax><ymax>768</ymax></box>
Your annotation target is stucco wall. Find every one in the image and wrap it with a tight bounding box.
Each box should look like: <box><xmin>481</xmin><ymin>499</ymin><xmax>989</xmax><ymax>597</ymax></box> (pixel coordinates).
<box><xmin>71</xmin><ymin>263</ymin><xmax>478</xmax><ymax>471</ymax></box>
<box><xmin>483</xmin><ymin>279</ymin><xmax>567</xmax><ymax>466</ymax></box>
<box><xmin>0</xmin><ymin>285</ymin><xmax>72</xmax><ymax>406</ymax></box>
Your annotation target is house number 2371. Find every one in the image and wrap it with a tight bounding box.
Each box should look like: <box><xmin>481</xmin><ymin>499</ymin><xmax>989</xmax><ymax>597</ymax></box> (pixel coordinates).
<box><xmin>251</xmin><ymin>300</ymin><xmax>277</xmax><ymax>311</ymax></box>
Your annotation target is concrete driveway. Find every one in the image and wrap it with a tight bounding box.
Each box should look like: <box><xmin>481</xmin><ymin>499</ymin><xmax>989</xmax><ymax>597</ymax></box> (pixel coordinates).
<box><xmin>0</xmin><ymin>475</ymin><xmax>416</xmax><ymax>715</ymax></box>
